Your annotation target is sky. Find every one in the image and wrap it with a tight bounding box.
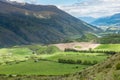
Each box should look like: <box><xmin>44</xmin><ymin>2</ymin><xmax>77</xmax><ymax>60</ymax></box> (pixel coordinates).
<box><xmin>9</xmin><ymin>0</ymin><xmax>120</xmax><ymax>18</ymax></box>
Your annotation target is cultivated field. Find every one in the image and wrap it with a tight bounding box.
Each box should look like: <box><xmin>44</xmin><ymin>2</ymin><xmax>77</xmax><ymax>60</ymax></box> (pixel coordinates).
<box><xmin>0</xmin><ymin>43</ymin><xmax>119</xmax><ymax>77</ymax></box>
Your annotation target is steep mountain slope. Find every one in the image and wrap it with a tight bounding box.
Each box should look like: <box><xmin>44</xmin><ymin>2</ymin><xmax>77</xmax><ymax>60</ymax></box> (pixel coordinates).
<box><xmin>0</xmin><ymin>0</ymin><xmax>100</xmax><ymax>47</ymax></box>
<box><xmin>92</xmin><ymin>13</ymin><xmax>120</xmax><ymax>27</ymax></box>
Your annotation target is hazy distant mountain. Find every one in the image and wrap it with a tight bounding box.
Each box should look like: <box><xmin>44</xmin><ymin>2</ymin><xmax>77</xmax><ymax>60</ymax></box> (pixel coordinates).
<box><xmin>0</xmin><ymin>0</ymin><xmax>100</xmax><ymax>47</ymax></box>
<box><xmin>79</xmin><ymin>16</ymin><xmax>96</xmax><ymax>23</ymax></box>
<box><xmin>92</xmin><ymin>13</ymin><xmax>120</xmax><ymax>27</ymax></box>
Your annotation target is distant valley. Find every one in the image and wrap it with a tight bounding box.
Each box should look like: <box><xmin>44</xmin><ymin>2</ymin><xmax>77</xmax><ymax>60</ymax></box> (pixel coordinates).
<box><xmin>0</xmin><ymin>0</ymin><xmax>120</xmax><ymax>80</ymax></box>
<box><xmin>79</xmin><ymin>13</ymin><xmax>120</xmax><ymax>34</ymax></box>
<box><xmin>91</xmin><ymin>13</ymin><xmax>120</xmax><ymax>27</ymax></box>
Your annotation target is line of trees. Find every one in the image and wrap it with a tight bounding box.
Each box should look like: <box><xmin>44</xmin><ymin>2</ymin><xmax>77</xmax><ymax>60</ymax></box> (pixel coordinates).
<box><xmin>58</xmin><ymin>59</ymin><xmax>98</xmax><ymax>65</ymax></box>
<box><xmin>97</xmin><ymin>34</ymin><xmax>120</xmax><ymax>44</ymax></box>
<box><xmin>64</xmin><ymin>48</ymin><xmax>117</xmax><ymax>55</ymax></box>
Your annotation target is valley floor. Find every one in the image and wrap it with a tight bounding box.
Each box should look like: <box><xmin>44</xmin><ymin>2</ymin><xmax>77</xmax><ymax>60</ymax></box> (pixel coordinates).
<box><xmin>52</xmin><ymin>42</ymin><xmax>100</xmax><ymax>51</ymax></box>
<box><xmin>0</xmin><ymin>43</ymin><xmax>120</xmax><ymax>80</ymax></box>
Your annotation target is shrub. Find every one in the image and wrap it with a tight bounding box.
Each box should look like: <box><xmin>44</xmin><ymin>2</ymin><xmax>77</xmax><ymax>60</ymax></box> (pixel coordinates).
<box><xmin>76</xmin><ymin>60</ymin><xmax>82</xmax><ymax>64</ymax></box>
<box><xmin>82</xmin><ymin>60</ymin><xmax>92</xmax><ymax>65</ymax></box>
<box><xmin>67</xmin><ymin>59</ymin><xmax>76</xmax><ymax>64</ymax></box>
<box><xmin>105</xmin><ymin>63</ymin><xmax>112</xmax><ymax>68</ymax></box>
<box><xmin>58</xmin><ymin>59</ymin><xmax>97</xmax><ymax>65</ymax></box>
<box><xmin>58</xmin><ymin>59</ymin><xmax>65</xmax><ymax>63</ymax></box>
<box><xmin>92</xmin><ymin>60</ymin><xmax>98</xmax><ymax>65</ymax></box>
<box><xmin>58</xmin><ymin>59</ymin><xmax>76</xmax><ymax>64</ymax></box>
<box><xmin>116</xmin><ymin>63</ymin><xmax>120</xmax><ymax>70</ymax></box>
<box><xmin>64</xmin><ymin>48</ymin><xmax>78</xmax><ymax>52</ymax></box>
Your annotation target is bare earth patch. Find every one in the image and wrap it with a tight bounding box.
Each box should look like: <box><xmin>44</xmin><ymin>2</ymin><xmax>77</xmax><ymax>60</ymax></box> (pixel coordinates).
<box><xmin>52</xmin><ymin>42</ymin><xmax>100</xmax><ymax>51</ymax></box>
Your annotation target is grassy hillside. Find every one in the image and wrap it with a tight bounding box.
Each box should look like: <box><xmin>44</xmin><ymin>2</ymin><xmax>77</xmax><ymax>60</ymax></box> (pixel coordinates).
<box><xmin>0</xmin><ymin>45</ymin><xmax>60</xmax><ymax>64</ymax></box>
<box><xmin>25</xmin><ymin>45</ymin><xmax>61</xmax><ymax>54</ymax></box>
<box><xmin>60</xmin><ymin>52</ymin><xmax>120</xmax><ymax>80</ymax></box>
<box><xmin>75</xmin><ymin>33</ymin><xmax>98</xmax><ymax>42</ymax></box>
<box><xmin>55</xmin><ymin>44</ymin><xmax>120</xmax><ymax>80</ymax></box>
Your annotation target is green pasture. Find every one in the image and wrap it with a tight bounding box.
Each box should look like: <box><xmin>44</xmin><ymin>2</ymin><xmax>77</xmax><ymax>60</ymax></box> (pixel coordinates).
<box><xmin>0</xmin><ymin>44</ymin><xmax>118</xmax><ymax>75</ymax></box>
<box><xmin>0</xmin><ymin>60</ymin><xmax>88</xmax><ymax>75</ymax></box>
<box><xmin>45</xmin><ymin>52</ymin><xmax>107</xmax><ymax>63</ymax></box>
<box><xmin>95</xmin><ymin>44</ymin><xmax>120</xmax><ymax>52</ymax></box>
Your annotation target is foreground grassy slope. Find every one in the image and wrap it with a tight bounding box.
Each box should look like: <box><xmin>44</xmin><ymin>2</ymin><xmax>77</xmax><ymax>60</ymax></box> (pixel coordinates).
<box><xmin>53</xmin><ymin>44</ymin><xmax>120</xmax><ymax>80</ymax></box>
<box><xmin>61</xmin><ymin>53</ymin><xmax>120</xmax><ymax>80</ymax></box>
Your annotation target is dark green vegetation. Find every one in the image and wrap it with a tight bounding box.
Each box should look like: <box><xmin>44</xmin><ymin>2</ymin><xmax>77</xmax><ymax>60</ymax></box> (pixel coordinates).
<box><xmin>56</xmin><ymin>53</ymin><xmax>105</xmax><ymax>65</ymax></box>
<box><xmin>0</xmin><ymin>0</ymin><xmax>101</xmax><ymax>47</ymax></box>
<box><xmin>75</xmin><ymin>33</ymin><xmax>97</xmax><ymax>42</ymax></box>
<box><xmin>65</xmin><ymin>48</ymin><xmax>116</xmax><ymax>55</ymax></box>
<box><xmin>61</xmin><ymin>33</ymin><xmax>98</xmax><ymax>43</ymax></box>
<box><xmin>97</xmin><ymin>34</ymin><xmax>120</xmax><ymax>44</ymax></box>
<box><xmin>66</xmin><ymin>32</ymin><xmax>119</xmax><ymax>44</ymax></box>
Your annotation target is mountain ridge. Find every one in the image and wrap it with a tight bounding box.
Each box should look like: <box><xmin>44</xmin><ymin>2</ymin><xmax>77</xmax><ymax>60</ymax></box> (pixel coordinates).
<box><xmin>0</xmin><ymin>1</ymin><xmax>100</xmax><ymax>47</ymax></box>
<box><xmin>92</xmin><ymin>13</ymin><xmax>120</xmax><ymax>27</ymax></box>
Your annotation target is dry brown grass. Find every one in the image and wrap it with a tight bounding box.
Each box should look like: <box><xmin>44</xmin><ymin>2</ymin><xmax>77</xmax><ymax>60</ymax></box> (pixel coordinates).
<box><xmin>52</xmin><ymin>42</ymin><xmax>100</xmax><ymax>51</ymax></box>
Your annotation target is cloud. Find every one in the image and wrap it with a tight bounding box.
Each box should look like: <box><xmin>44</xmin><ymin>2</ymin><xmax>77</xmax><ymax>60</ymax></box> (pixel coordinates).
<box><xmin>58</xmin><ymin>0</ymin><xmax>120</xmax><ymax>18</ymax></box>
<box><xmin>9</xmin><ymin>0</ymin><xmax>25</xmax><ymax>3</ymax></box>
<box><xmin>9</xmin><ymin>0</ymin><xmax>37</xmax><ymax>3</ymax></box>
<box><xmin>9</xmin><ymin>0</ymin><xmax>120</xmax><ymax>18</ymax></box>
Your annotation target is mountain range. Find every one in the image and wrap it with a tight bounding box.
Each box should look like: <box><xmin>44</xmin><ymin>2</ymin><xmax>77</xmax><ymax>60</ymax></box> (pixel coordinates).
<box><xmin>92</xmin><ymin>13</ymin><xmax>120</xmax><ymax>27</ymax></box>
<box><xmin>0</xmin><ymin>0</ymin><xmax>100</xmax><ymax>47</ymax></box>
